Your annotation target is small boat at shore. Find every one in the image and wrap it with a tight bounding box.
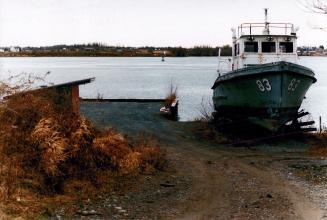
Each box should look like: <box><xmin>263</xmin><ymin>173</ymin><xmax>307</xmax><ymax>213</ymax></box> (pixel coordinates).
<box><xmin>212</xmin><ymin>9</ymin><xmax>317</xmax><ymax>132</ymax></box>
<box><xmin>160</xmin><ymin>99</ymin><xmax>178</xmax><ymax>120</ymax></box>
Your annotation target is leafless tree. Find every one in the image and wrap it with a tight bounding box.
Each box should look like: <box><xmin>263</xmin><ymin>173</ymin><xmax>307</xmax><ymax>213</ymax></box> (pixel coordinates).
<box><xmin>299</xmin><ymin>0</ymin><xmax>327</xmax><ymax>31</ymax></box>
<box><xmin>301</xmin><ymin>0</ymin><xmax>327</xmax><ymax>14</ymax></box>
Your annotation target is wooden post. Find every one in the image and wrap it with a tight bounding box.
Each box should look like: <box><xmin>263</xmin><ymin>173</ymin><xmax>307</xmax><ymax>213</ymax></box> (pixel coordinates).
<box><xmin>319</xmin><ymin>116</ymin><xmax>322</xmax><ymax>134</ymax></box>
<box><xmin>71</xmin><ymin>85</ymin><xmax>80</xmax><ymax>115</ymax></box>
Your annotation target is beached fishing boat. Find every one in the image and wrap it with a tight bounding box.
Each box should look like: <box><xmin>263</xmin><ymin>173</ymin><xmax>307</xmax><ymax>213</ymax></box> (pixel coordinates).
<box><xmin>212</xmin><ymin>9</ymin><xmax>317</xmax><ymax>132</ymax></box>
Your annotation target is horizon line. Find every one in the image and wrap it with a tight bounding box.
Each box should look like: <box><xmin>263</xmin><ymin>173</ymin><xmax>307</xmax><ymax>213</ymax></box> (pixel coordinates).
<box><xmin>1</xmin><ymin>43</ymin><xmax>324</xmax><ymax>49</ymax></box>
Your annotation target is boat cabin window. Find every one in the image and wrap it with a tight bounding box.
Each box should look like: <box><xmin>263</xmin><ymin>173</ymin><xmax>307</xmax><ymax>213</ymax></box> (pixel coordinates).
<box><xmin>279</xmin><ymin>42</ymin><xmax>293</xmax><ymax>53</ymax></box>
<box><xmin>244</xmin><ymin>42</ymin><xmax>258</xmax><ymax>53</ymax></box>
<box><xmin>262</xmin><ymin>42</ymin><xmax>276</xmax><ymax>53</ymax></box>
<box><xmin>234</xmin><ymin>43</ymin><xmax>240</xmax><ymax>55</ymax></box>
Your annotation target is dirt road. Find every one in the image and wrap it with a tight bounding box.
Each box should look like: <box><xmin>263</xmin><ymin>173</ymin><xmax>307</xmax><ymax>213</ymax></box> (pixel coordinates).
<box><xmin>77</xmin><ymin>102</ymin><xmax>327</xmax><ymax>220</ymax></box>
<box><xmin>166</xmin><ymin>140</ymin><xmax>325</xmax><ymax>220</ymax></box>
<box><xmin>68</xmin><ymin>127</ymin><xmax>327</xmax><ymax>220</ymax></box>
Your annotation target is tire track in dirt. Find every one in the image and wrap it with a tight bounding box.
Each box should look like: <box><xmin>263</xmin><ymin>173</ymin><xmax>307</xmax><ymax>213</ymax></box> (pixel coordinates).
<box><xmin>168</xmin><ymin>141</ymin><xmax>325</xmax><ymax>220</ymax></box>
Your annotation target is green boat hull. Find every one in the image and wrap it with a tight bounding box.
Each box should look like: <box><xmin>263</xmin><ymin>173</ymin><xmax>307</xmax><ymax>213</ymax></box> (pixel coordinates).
<box><xmin>212</xmin><ymin>61</ymin><xmax>316</xmax><ymax>131</ymax></box>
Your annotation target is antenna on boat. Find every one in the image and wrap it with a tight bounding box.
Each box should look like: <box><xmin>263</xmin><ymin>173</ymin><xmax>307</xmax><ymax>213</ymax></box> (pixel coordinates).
<box><xmin>217</xmin><ymin>47</ymin><xmax>221</xmax><ymax>76</ymax></box>
<box><xmin>263</xmin><ymin>8</ymin><xmax>270</xmax><ymax>34</ymax></box>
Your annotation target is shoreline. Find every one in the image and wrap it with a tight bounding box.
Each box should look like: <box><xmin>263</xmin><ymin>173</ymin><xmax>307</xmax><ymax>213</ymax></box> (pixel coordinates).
<box><xmin>0</xmin><ymin>53</ymin><xmax>326</xmax><ymax>58</ymax></box>
<box><xmin>0</xmin><ymin>54</ymin><xmax>227</xmax><ymax>57</ymax></box>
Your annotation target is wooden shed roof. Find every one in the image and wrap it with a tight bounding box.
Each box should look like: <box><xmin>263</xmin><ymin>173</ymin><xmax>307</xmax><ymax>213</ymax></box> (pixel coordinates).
<box><xmin>38</xmin><ymin>77</ymin><xmax>95</xmax><ymax>90</ymax></box>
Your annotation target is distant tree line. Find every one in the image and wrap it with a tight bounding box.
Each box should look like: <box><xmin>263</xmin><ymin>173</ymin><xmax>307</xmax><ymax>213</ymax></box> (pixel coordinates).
<box><xmin>1</xmin><ymin>43</ymin><xmax>233</xmax><ymax>57</ymax></box>
<box><xmin>168</xmin><ymin>45</ymin><xmax>232</xmax><ymax>57</ymax></box>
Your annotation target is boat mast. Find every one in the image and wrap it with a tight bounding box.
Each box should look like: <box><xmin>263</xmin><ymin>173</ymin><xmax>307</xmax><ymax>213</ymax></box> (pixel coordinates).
<box><xmin>231</xmin><ymin>28</ymin><xmax>237</xmax><ymax>70</ymax></box>
<box><xmin>263</xmin><ymin>8</ymin><xmax>270</xmax><ymax>34</ymax></box>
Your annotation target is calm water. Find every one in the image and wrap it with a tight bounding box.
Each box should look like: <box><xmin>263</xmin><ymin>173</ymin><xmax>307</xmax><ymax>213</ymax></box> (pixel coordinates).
<box><xmin>0</xmin><ymin>57</ymin><xmax>326</xmax><ymax>123</ymax></box>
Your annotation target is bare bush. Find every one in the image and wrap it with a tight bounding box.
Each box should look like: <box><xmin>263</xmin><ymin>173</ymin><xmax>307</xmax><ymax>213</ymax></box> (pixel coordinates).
<box><xmin>165</xmin><ymin>80</ymin><xmax>178</xmax><ymax>106</ymax></box>
<box><xmin>196</xmin><ymin>96</ymin><xmax>214</xmax><ymax>122</ymax></box>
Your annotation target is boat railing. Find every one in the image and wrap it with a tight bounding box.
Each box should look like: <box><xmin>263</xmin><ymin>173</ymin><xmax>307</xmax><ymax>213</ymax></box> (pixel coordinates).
<box><xmin>217</xmin><ymin>58</ymin><xmax>232</xmax><ymax>76</ymax></box>
<box><xmin>238</xmin><ymin>23</ymin><xmax>295</xmax><ymax>37</ymax></box>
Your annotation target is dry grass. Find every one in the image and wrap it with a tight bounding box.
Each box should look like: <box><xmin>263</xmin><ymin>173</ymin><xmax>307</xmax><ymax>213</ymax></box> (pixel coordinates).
<box><xmin>31</xmin><ymin>118</ymin><xmax>68</xmax><ymax>176</ymax></box>
<box><xmin>308</xmin><ymin>131</ymin><xmax>327</xmax><ymax>156</ymax></box>
<box><xmin>164</xmin><ymin>81</ymin><xmax>177</xmax><ymax>107</ymax></box>
<box><xmin>136</xmin><ymin>146</ymin><xmax>167</xmax><ymax>172</ymax></box>
<box><xmin>190</xmin><ymin>121</ymin><xmax>229</xmax><ymax>144</ymax></box>
<box><xmin>0</xmin><ymin>77</ymin><xmax>167</xmax><ymax>218</ymax></box>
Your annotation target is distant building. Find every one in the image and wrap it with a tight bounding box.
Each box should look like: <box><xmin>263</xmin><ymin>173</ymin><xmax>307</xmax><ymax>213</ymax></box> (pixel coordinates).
<box><xmin>84</xmin><ymin>47</ymin><xmax>95</xmax><ymax>51</ymax></box>
<box><xmin>153</xmin><ymin>50</ymin><xmax>171</xmax><ymax>56</ymax></box>
<box><xmin>136</xmin><ymin>49</ymin><xmax>150</xmax><ymax>54</ymax></box>
<box><xmin>9</xmin><ymin>47</ymin><xmax>20</xmax><ymax>52</ymax></box>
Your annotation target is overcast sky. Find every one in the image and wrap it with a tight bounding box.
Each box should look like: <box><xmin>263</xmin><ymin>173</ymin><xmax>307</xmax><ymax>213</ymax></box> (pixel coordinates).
<box><xmin>0</xmin><ymin>0</ymin><xmax>326</xmax><ymax>47</ymax></box>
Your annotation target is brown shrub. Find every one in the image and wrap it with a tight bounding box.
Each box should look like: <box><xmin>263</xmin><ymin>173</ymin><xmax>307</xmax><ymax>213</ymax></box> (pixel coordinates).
<box><xmin>92</xmin><ymin>129</ymin><xmax>131</xmax><ymax>170</ymax></box>
<box><xmin>0</xmin><ymin>90</ymin><xmax>166</xmax><ymax>202</ymax></box>
<box><xmin>0</xmin><ymin>156</ymin><xmax>23</xmax><ymax>200</ymax></box>
<box><xmin>135</xmin><ymin>146</ymin><xmax>167</xmax><ymax>173</ymax></box>
<box><xmin>31</xmin><ymin>118</ymin><xmax>68</xmax><ymax>176</ymax></box>
<box><xmin>0</xmin><ymin>77</ymin><xmax>166</xmax><ymax>219</ymax></box>
<box><xmin>119</xmin><ymin>152</ymin><xmax>142</xmax><ymax>174</ymax></box>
